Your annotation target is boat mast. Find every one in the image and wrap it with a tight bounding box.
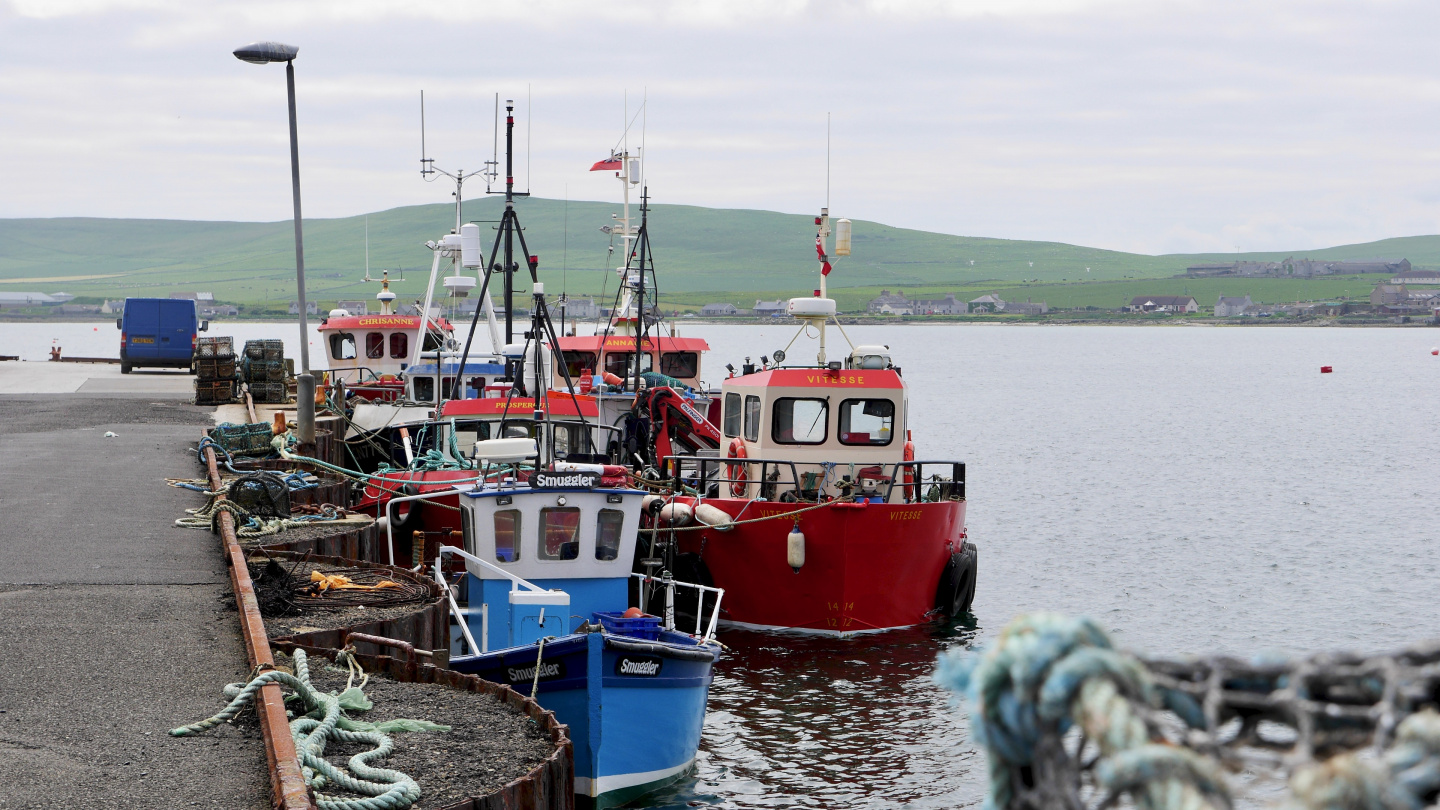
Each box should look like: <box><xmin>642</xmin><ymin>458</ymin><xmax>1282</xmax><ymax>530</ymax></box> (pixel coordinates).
<box><xmin>485</xmin><ymin>99</ymin><xmax>532</xmax><ymax>344</ymax></box>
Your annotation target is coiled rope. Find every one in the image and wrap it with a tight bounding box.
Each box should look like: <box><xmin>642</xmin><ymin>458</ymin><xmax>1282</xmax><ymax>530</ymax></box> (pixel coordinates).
<box><xmin>172</xmin><ymin>648</ymin><xmax>422</xmax><ymax>810</ymax></box>
<box><xmin>934</xmin><ymin>613</ymin><xmax>1230</xmax><ymax>810</ymax></box>
<box><xmin>176</xmin><ymin>497</ymin><xmax>357</xmax><ymax>537</ymax></box>
<box><xmin>937</xmin><ymin>614</ymin><xmax>1440</xmax><ymax>810</ymax></box>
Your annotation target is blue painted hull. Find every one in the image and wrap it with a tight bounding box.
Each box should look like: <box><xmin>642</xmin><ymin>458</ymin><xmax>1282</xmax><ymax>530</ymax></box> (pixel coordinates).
<box><xmin>452</xmin><ymin>629</ymin><xmax>719</xmax><ymax>808</ymax></box>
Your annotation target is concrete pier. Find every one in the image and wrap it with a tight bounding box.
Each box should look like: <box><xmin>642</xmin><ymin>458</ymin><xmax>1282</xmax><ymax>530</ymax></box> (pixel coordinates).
<box><xmin>0</xmin><ymin>366</ymin><xmax>270</xmax><ymax>807</ymax></box>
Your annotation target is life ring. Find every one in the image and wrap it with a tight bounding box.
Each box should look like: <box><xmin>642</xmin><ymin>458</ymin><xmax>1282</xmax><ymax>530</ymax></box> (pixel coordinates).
<box><xmin>726</xmin><ymin>438</ymin><xmax>748</xmax><ymax>498</ymax></box>
<box><xmin>902</xmin><ymin>439</ymin><xmax>916</xmax><ymax>502</ymax></box>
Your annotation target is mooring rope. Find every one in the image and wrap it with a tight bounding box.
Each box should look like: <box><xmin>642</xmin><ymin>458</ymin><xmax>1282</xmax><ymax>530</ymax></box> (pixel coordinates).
<box><xmin>176</xmin><ymin>496</ymin><xmax>359</xmax><ymax>538</ymax></box>
<box><xmin>172</xmin><ymin>648</ymin><xmax>422</xmax><ymax>810</ymax></box>
<box><xmin>936</xmin><ymin>613</ymin><xmax>1440</xmax><ymax>810</ymax></box>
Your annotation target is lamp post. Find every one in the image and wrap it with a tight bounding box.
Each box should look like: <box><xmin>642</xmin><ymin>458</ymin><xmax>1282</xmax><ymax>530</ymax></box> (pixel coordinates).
<box><xmin>234</xmin><ymin>41</ymin><xmax>315</xmax><ymax>444</ymax></box>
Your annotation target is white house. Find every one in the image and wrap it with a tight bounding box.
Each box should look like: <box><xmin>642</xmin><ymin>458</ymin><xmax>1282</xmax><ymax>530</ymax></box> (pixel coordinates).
<box><xmin>1214</xmin><ymin>295</ymin><xmax>1253</xmax><ymax>317</ymax></box>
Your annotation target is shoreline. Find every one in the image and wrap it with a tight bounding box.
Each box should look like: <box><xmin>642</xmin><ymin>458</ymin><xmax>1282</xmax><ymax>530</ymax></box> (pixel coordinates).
<box><xmin>3</xmin><ymin>315</ymin><xmax>1436</xmax><ymax>328</ymax></box>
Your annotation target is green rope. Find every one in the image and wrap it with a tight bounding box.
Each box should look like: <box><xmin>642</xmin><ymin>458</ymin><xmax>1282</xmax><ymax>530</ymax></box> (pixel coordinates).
<box><xmin>172</xmin><ymin>649</ymin><xmax>422</xmax><ymax>810</ymax></box>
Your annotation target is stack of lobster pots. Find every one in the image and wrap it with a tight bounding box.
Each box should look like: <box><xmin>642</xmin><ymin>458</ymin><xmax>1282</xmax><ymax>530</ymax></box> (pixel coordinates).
<box><xmin>242</xmin><ymin>339</ymin><xmax>289</xmax><ymax>404</ymax></box>
<box><xmin>193</xmin><ymin>336</ymin><xmax>238</xmax><ymax>405</ymax></box>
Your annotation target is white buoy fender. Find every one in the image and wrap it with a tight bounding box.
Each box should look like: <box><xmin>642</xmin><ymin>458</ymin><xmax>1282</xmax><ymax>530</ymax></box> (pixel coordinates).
<box><xmin>787</xmin><ymin>526</ymin><xmax>805</xmax><ymax>571</ymax></box>
<box><xmin>641</xmin><ymin>494</ymin><xmax>666</xmax><ymax>515</ymax></box>
<box><xmin>659</xmin><ymin>502</ymin><xmax>694</xmax><ymax>527</ymax></box>
<box><xmin>693</xmin><ymin>503</ymin><xmax>735</xmax><ymax>531</ymax></box>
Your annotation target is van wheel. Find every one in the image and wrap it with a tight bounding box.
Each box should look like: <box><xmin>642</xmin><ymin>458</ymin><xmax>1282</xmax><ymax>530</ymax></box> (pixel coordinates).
<box><xmin>120</xmin><ymin>363</ymin><xmax>132</xmax><ymax>375</ymax></box>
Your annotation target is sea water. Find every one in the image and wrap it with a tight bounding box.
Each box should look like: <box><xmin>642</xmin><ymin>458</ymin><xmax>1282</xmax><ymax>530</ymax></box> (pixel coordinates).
<box><xmin>6</xmin><ymin>321</ymin><xmax>1439</xmax><ymax>807</ymax></box>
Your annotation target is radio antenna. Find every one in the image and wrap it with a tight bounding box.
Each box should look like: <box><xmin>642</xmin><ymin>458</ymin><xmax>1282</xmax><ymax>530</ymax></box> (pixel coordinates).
<box><xmin>420</xmin><ymin>91</ymin><xmax>433</xmax><ymax>177</ymax></box>
<box><xmin>485</xmin><ymin>93</ymin><xmax>499</xmax><ymax>192</ymax></box>
<box><xmin>826</xmin><ymin>111</ymin><xmax>831</xmax><ymax>210</ymax></box>
<box><xmin>526</xmin><ymin>84</ymin><xmax>532</xmax><ymax>194</ymax></box>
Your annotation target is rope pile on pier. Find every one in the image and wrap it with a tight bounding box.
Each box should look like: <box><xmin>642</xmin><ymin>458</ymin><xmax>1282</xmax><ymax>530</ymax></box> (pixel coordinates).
<box><xmin>173</xmin><ymin>648</ymin><xmax>445</xmax><ymax>810</ymax></box>
<box><xmin>176</xmin><ymin>496</ymin><xmax>358</xmax><ymax>538</ymax></box>
<box><xmin>935</xmin><ymin>613</ymin><xmax>1440</xmax><ymax>810</ymax></box>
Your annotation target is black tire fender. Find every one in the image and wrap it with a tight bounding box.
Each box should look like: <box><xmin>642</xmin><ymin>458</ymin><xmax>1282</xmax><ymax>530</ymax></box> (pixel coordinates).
<box><xmin>934</xmin><ymin>542</ymin><xmax>979</xmax><ymax>617</ymax></box>
<box><xmin>385</xmin><ymin>482</ymin><xmax>424</xmax><ymax>539</ymax></box>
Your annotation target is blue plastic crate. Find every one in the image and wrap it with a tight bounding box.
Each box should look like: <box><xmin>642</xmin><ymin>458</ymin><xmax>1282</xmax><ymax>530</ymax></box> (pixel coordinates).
<box><xmin>592</xmin><ymin>611</ymin><xmax>662</xmax><ymax>641</ymax></box>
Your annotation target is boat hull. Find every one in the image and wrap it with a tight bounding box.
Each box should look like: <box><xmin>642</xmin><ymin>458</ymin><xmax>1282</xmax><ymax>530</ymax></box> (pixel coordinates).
<box><xmin>452</xmin><ymin>631</ymin><xmax>717</xmax><ymax>809</ymax></box>
<box><xmin>679</xmin><ymin>498</ymin><xmax>966</xmax><ymax>634</ymax></box>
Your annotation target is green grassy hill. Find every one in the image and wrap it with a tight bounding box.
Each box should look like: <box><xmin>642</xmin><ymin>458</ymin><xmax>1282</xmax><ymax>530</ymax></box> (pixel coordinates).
<box><xmin>0</xmin><ymin>197</ymin><xmax>1431</xmax><ymax>310</ymax></box>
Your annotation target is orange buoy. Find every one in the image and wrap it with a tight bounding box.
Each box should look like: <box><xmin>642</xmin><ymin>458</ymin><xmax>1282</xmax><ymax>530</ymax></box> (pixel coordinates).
<box><xmin>1320</xmin><ymin>366</ymin><xmax>1333</xmax><ymax>373</ymax></box>
<box><xmin>622</xmin><ymin>607</ymin><xmax>645</xmax><ymax>619</ymax></box>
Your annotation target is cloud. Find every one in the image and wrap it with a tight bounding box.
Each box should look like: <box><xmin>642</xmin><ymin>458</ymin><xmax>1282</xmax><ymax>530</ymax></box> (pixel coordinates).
<box><xmin>1</xmin><ymin>0</ymin><xmax>1438</xmax><ymax>256</ymax></box>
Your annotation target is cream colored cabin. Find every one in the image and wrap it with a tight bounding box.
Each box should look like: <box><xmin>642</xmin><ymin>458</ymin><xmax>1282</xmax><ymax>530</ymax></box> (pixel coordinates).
<box><xmin>718</xmin><ymin>346</ymin><xmax>909</xmax><ymax>502</ymax></box>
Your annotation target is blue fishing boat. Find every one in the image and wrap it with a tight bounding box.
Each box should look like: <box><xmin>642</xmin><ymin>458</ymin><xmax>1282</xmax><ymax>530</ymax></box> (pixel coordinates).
<box><xmin>423</xmin><ymin>441</ymin><xmax>724</xmax><ymax>808</ymax></box>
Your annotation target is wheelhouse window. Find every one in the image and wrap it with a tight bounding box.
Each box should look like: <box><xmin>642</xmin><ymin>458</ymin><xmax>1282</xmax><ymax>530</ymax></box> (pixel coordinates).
<box><xmin>596</xmin><ymin>509</ymin><xmax>624</xmax><ymax>561</ymax></box>
<box><xmin>744</xmin><ymin>395</ymin><xmax>762</xmax><ymax>442</ymax></box>
<box><xmin>773</xmin><ymin>398</ymin><xmax>828</xmax><ymax>444</ymax></box>
<box><xmin>660</xmin><ymin>351</ymin><xmax>698</xmax><ymax>378</ymax></box>
<box><xmin>839</xmin><ymin>398</ymin><xmax>895</xmax><ymax>446</ymax></box>
<box><xmin>412</xmin><ymin>376</ymin><xmax>435</xmax><ymax>402</ymax></box>
<box><xmin>494</xmin><ymin>509</ymin><xmax>521</xmax><ymax>562</ymax></box>
<box><xmin>365</xmin><ymin>332</ymin><xmax>385</xmax><ymax>359</ymax></box>
<box><xmin>422</xmin><ymin>330</ymin><xmax>442</xmax><ymax>352</ymax></box>
<box><xmin>329</xmin><ymin>333</ymin><xmax>356</xmax><ymax>361</ymax></box>
<box><xmin>538</xmin><ymin>507</ymin><xmax>581</xmax><ymax>561</ymax></box>
<box><xmin>604</xmin><ymin>351</ymin><xmax>653</xmax><ymax>377</ymax></box>
<box><xmin>453</xmin><ymin>420</ymin><xmax>491</xmax><ymax>456</ymax></box>
<box><xmin>562</xmin><ymin>351</ymin><xmax>597</xmax><ymax>378</ymax></box>
<box><xmin>551</xmin><ymin>423</ymin><xmax>593</xmax><ymax>459</ymax></box>
<box><xmin>389</xmin><ymin>332</ymin><xmax>408</xmax><ymax>359</ymax></box>
<box><xmin>723</xmin><ymin>393</ymin><xmax>742</xmax><ymax>438</ymax></box>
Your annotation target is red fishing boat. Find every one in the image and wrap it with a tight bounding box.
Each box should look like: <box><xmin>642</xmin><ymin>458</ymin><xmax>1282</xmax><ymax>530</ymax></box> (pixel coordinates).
<box><xmin>661</xmin><ymin>209</ymin><xmax>977</xmax><ymax>635</ymax></box>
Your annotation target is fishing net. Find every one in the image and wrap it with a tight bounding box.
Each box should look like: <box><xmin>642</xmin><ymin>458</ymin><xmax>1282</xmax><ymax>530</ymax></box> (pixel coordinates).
<box><xmin>935</xmin><ymin>613</ymin><xmax>1440</xmax><ymax>810</ymax></box>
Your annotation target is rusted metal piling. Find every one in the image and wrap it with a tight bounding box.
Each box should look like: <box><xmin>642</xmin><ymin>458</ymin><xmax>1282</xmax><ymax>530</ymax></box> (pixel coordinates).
<box><xmin>204</xmin><ymin>444</ymin><xmax>316</xmax><ymax>810</ymax></box>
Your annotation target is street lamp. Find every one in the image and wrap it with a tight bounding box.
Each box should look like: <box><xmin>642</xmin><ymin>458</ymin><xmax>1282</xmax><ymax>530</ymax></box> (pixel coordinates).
<box><xmin>234</xmin><ymin>40</ymin><xmax>315</xmax><ymax>444</ymax></box>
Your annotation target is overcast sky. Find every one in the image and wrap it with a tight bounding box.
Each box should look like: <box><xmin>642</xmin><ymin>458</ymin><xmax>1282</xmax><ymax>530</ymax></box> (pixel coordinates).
<box><xmin>2</xmin><ymin>0</ymin><xmax>1438</xmax><ymax>255</ymax></box>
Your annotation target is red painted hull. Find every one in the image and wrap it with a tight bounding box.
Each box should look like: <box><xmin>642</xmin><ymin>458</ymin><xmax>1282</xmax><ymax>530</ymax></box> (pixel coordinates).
<box><xmin>678</xmin><ymin>498</ymin><xmax>966</xmax><ymax>634</ymax></box>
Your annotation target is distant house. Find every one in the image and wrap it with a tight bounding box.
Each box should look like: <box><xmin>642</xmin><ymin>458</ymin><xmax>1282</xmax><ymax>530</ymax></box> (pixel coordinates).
<box><xmin>558</xmin><ymin>297</ymin><xmax>600</xmax><ymax>319</ymax></box>
<box><xmin>289</xmin><ymin>300</ymin><xmax>320</xmax><ymax>315</ymax></box>
<box><xmin>100</xmin><ymin>299</ymin><xmax>123</xmax><ymax>314</ymax></box>
<box><xmin>335</xmin><ymin>300</ymin><xmax>369</xmax><ymax>316</ymax></box>
<box><xmin>968</xmin><ymin>294</ymin><xmax>1005</xmax><ymax>314</ymax></box>
<box><xmin>753</xmin><ymin>300</ymin><xmax>788</xmax><ymax>317</ymax></box>
<box><xmin>1006</xmin><ymin>301</ymin><xmax>1049</xmax><ymax>316</ymax></box>
<box><xmin>201</xmin><ymin>305</ymin><xmax>240</xmax><ymax>317</ymax></box>
<box><xmin>912</xmin><ymin>294</ymin><xmax>965</xmax><ymax>315</ymax></box>
<box><xmin>1371</xmin><ymin>284</ymin><xmax>1408</xmax><ymax>306</ymax></box>
<box><xmin>1187</xmin><ymin>257</ymin><xmax>1411</xmax><ymax>279</ymax></box>
<box><xmin>1214</xmin><ymin>295</ymin><xmax>1253</xmax><ymax>317</ymax></box>
<box><xmin>866</xmin><ymin>290</ymin><xmax>910</xmax><ymax>314</ymax></box>
<box><xmin>700</xmin><ymin>303</ymin><xmax>739</xmax><ymax>316</ymax></box>
<box><xmin>1128</xmin><ymin>296</ymin><xmax>1198</xmax><ymax>313</ymax></box>
<box><xmin>171</xmin><ymin>292</ymin><xmax>214</xmax><ymax>302</ymax></box>
<box><xmin>1391</xmin><ymin>270</ymin><xmax>1440</xmax><ymax>285</ymax></box>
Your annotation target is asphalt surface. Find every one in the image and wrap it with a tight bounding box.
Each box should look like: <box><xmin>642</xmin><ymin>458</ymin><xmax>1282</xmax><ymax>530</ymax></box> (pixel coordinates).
<box><xmin>0</xmin><ymin>396</ymin><xmax>271</xmax><ymax>808</ymax></box>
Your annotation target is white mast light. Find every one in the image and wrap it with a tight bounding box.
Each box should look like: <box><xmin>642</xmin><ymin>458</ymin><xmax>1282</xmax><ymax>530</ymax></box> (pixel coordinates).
<box><xmin>834</xmin><ymin>218</ymin><xmax>852</xmax><ymax>257</ymax></box>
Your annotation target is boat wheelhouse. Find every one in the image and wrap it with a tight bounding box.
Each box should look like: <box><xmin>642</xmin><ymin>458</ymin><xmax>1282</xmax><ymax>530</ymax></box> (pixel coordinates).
<box><xmin>660</xmin><ymin>208</ymin><xmax>977</xmax><ymax>635</ymax></box>
<box><xmin>421</xmin><ymin>447</ymin><xmax>722</xmax><ymax>806</ymax></box>
<box><xmin>318</xmin><ymin>272</ymin><xmax>454</xmax><ymax>397</ymax></box>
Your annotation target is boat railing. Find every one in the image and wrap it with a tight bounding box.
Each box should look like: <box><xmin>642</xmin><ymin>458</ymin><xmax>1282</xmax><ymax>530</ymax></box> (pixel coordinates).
<box><xmin>433</xmin><ymin>543</ymin><xmax>551</xmax><ymax>656</ymax></box>
<box><xmin>658</xmin><ymin>455</ymin><xmax>965</xmax><ymax>505</ymax></box>
<box><xmin>630</xmin><ymin>571</ymin><xmax>725</xmax><ymax>644</ymax></box>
